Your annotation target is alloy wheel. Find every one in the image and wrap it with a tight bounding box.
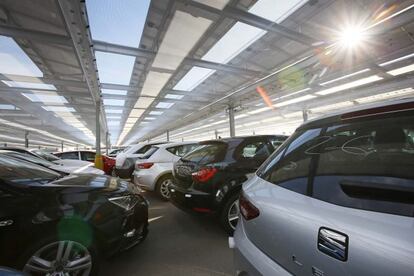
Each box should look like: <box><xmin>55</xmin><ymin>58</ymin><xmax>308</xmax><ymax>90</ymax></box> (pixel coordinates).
<box><xmin>160</xmin><ymin>178</ymin><xmax>173</xmax><ymax>199</ymax></box>
<box><xmin>23</xmin><ymin>240</ymin><xmax>92</xmax><ymax>276</ymax></box>
<box><xmin>227</xmin><ymin>199</ymin><xmax>240</xmax><ymax>230</ymax></box>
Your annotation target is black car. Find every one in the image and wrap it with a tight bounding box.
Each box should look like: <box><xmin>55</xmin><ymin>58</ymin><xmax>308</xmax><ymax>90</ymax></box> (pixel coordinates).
<box><xmin>0</xmin><ymin>154</ymin><xmax>148</xmax><ymax>275</ymax></box>
<box><xmin>169</xmin><ymin>135</ymin><xmax>287</xmax><ymax>234</ymax></box>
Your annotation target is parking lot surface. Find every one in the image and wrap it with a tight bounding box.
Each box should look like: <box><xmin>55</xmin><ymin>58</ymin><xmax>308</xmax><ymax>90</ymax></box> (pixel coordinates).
<box><xmin>101</xmin><ymin>191</ymin><xmax>234</xmax><ymax>276</ymax></box>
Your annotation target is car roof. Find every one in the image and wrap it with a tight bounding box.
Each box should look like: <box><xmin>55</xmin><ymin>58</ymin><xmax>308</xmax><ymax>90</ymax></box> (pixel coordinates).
<box><xmin>201</xmin><ymin>134</ymin><xmax>287</xmax><ymax>144</ymax></box>
<box><xmin>298</xmin><ymin>97</ymin><xmax>414</xmax><ymax>131</ymax></box>
<box><xmin>155</xmin><ymin>141</ymin><xmax>198</xmax><ymax>148</ymax></box>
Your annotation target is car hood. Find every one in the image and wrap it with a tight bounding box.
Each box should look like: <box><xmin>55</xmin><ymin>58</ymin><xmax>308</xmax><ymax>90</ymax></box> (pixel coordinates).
<box><xmin>44</xmin><ymin>174</ymin><xmax>140</xmax><ymax>194</ymax></box>
<box><xmin>49</xmin><ymin>163</ymin><xmax>104</xmax><ymax>175</ymax></box>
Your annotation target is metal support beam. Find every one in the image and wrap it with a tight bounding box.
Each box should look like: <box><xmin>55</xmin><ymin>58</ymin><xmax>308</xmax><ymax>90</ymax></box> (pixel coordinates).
<box><xmin>57</xmin><ymin>0</ymin><xmax>108</xmax><ymax>135</ymax></box>
<box><xmin>0</xmin><ymin>74</ymin><xmax>87</xmax><ymax>88</ymax></box>
<box><xmin>0</xmin><ymin>24</ymin><xmax>71</xmax><ymax>45</ymax></box>
<box><xmin>61</xmin><ymin>141</ymin><xmax>64</xmax><ymax>152</ymax></box>
<box><xmin>93</xmin><ymin>40</ymin><xmax>265</xmax><ymax>76</ymax></box>
<box><xmin>95</xmin><ymin>103</ymin><xmax>101</xmax><ymax>155</ymax></box>
<box><xmin>166</xmin><ymin>130</ymin><xmax>170</xmax><ymax>142</ymax></box>
<box><xmin>214</xmin><ymin>130</ymin><xmax>218</xmax><ymax>139</ymax></box>
<box><xmin>24</xmin><ymin>131</ymin><xmax>29</xmax><ymax>148</ymax></box>
<box><xmin>302</xmin><ymin>109</ymin><xmax>308</xmax><ymax>122</ymax></box>
<box><xmin>228</xmin><ymin>105</ymin><xmax>235</xmax><ymax>138</ymax></box>
<box><xmin>105</xmin><ymin>132</ymin><xmax>109</xmax><ymax>155</ymax></box>
<box><xmin>176</xmin><ymin>0</ymin><xmax>318</xmax><ymax>46</ymax></box>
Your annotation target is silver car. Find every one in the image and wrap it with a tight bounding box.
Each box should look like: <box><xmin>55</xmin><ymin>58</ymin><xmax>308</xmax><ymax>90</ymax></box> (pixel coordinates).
<box><xmin>133</xmin><ymin>142</ymin><xmax>199</xmax><ymax>200</ymax></box>
<box><xmin>232</xmin><ymin>99</ymin><xmax>414</xmax><ymax>276</ymax></box>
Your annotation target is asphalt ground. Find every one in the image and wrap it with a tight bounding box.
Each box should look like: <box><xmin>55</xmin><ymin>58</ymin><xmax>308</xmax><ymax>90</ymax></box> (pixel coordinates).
<box><xmin>101</xmin><ymin>191</ymin><xmax>234</xmax><ymax>276</ymax></box>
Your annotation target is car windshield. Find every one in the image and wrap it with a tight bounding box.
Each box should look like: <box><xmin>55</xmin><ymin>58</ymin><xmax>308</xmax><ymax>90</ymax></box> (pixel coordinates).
<box><xmin>0</xmin><ymin>154</ymin><xmax>61</xmax><ymax>185</ymax></box>
<box><xmin>32</xmin><ymin>150</ymin><xmax>61</xmax><ymax>161</ymax></box>
<box><xmin>2</xmin><ymin>151</ymin><xmax>56</xmax><ymax>168</ymax></box>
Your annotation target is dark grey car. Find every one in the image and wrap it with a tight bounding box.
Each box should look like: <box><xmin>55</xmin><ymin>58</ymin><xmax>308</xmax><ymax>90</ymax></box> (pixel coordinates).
<box><xmin>233</xmin><ymin>99</ymin><xmax>414</xmax><ymax>275</ymax></box>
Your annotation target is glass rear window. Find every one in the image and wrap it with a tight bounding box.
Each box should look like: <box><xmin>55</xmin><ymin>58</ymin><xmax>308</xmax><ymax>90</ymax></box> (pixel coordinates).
<box><xmin>139</xmin><ymin>147</ymin><xmax>158</xmax><ymax>159</ymax></box>
<box><xmin>181</xmin><ymin>143</ymin><xmax>227</xmax><ymax>165</ymax></box>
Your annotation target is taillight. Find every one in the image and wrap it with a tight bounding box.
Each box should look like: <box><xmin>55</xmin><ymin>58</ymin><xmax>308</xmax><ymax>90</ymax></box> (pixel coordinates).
<box><xmin>136</xmin><ymin>162</ymin><xmax>154</xmax><ymax>169</ymax></box>
<box><xmin>192</xmin><ymin>167</ymin><xmax>218</xmax><ymax>182</ymax></box>
<box><xmin>240</xmin><ymin>193</ymin><xmax>260</xmax><ymax>220</ymax></box>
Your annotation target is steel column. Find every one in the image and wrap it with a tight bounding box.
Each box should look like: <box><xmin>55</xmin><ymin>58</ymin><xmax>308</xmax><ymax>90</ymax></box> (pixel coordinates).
<box><xmin>228</xmin><ymin>105</ymin><xmax>235</xmax><ymax>138</ymax></box>
<box><xmin>302</xmin><ymin>110</ymin><xmax>308</xmax><ymax>122</ymax></box>
<box><xmin>24</xmin><ymin>131</ymin><xmax>29</xmax><ymax>148</ymax></box>
<box><xmin>166</xmin><ymin>130</ymin><xmax>170</xmax><ymax>142</ymax></box>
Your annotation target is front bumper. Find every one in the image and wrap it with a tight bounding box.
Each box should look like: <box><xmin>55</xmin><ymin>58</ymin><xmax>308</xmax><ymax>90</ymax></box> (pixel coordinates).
<box><xmin>233</xmin><ymin>219</ymin><xmax>292</xmax><ymax>276</ymax></box>
<box><xmin>102</xmin><ymin>196</ymin><xmax>149</xmax><ymax>256</ymax></box>
<box><xmin>114</xmin><ymin>166</ymin><xmax>134</xmax><ymax>179</ymax></box>
<box><xmin>169</xmin><ymin>185</ymin><xmax>215</xmax><ymax>214</ymax></box>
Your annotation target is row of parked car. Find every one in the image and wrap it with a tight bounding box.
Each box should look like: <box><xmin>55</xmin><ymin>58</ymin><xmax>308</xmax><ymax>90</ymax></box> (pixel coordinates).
<box><xmin>0</xmin><ymin>99</ymin><xmax>413</xmax><ymax>275</ymax></box>
<box><xmin>115</xmin><ymin>99</ymin><xmax>414</xmax><ymax>275</ymax></box>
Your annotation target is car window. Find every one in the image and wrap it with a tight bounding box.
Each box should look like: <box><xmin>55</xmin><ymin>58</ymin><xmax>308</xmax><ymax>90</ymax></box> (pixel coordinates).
<box><xmin>259</xmin><ymin>129</ymin><xmax>322</xmax><ymax>195</ymax></box>
<box><xmin>81</xmin><ymin>152</ymin><xmax>96</xmax><ymax>162</ymax></box>
<box><xmin>59</xmin><ymin>152</ymin><xmax>79</xmax><ymax>160</ymax></box>
<box><xmin>135</xmin><ymin>145</ymin><xmax>151</xmax><ymax>154</ymax></box>
<box><xmin>238</xmin><ymin>141</ymin><xmax>272</xmax><ymax>159</ymax></box>
<box><xmin>0</xmin><ymin>155</ymin><xmax>60</xmax><ymax>185</ymax></box>
<box><xmin>138</xmin><ymin>147</ymin><xmax>158</xmax><ymax>159</ymax></box>
<box><xmin>167</xmin><ymin>144</ymin><xmax>199</xmax><ymax>157</ymax></box>
<box><xmin>269</xmin><ymin>136</ymin><xmax>287</xmax><ymax>149</ymax></box>
<box><xmin>312</xmin><ymin>115</ymin><xmax>414</xmax><ymax>217</ymax></box>
<box><xmin>33</xmin><ymin>150</ymin><xmax>61</xmax><ymax>161</ymax></box>
<box><xmin>182</xmin><ymin>143</ymin><xmax>227</xmax><ymax>165</ymax></box>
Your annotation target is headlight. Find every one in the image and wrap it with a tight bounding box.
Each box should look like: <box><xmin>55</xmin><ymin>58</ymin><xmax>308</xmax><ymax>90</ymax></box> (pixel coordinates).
<box><xmin>108</xmin><ymin>195</ymin><xmax>138</xmax><ymax>211</ymax></box>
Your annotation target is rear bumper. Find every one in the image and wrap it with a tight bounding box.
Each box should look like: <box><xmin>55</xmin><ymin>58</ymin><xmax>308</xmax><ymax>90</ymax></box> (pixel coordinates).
<box><xmin>133</xmin><ymin>169</ymin><xmax>157</xmax><ymax>191</ymax></box>
<box><xmin>233</xmin><ymin>219</ymin><xmax>292</xmax><ymax>276</ymax></box>
<box><xmin>169</xmin><ymin>185</ymin><xmax>215</xmax><ymax>214</ymax></box>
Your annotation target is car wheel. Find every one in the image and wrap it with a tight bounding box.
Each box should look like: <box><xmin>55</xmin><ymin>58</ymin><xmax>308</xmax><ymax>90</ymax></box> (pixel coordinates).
<box><xmin>156</xmin><ymin>175</ymin><xmax>173</xmax><ymax>200</ymax></box>
<box><xmin>220</xmin><ymin>192</ymin><xmax>240</xmax><ymax>235</ymax></box>
<box><xmin>20</xmin><ymin>238</ymin><xmax>99</xmax><ymax>276</ymax></box>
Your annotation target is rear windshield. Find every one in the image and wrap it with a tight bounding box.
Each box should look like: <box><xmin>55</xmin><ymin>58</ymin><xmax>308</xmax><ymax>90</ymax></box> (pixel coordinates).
<box><xmin>139</xmin><ymin>147</ymin><xmax>158</xmax><ymax>159</ymax></box>
<box><xmin>32</xmin><ymin>150</ymin><xmax>60</xmax><ymax>161</ymax></box>
<box><xmin>181</xmin><ymin>143</ymin><xmax>227</xmax><ymax>165</ymax></box>
<box><xmin>135</xmin><ymin>145</ymin><xmax>152</xmax><ymax>154</ymax></box>
<box><xmin>0</xmin><ymin>155</ymin><xmax>60</xmax><ymax>185</ymax></box>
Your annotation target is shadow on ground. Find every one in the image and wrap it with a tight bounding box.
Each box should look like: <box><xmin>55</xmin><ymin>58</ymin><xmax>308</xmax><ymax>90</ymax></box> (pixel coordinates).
<box><xmin>100</xmin><ymin>191</ymin><xmax>234</xmax><ymax>276</ymax></box>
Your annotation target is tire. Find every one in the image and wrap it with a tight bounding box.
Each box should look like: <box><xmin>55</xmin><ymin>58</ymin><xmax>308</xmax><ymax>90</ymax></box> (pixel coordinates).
<box><xmin>156</xmin><ymin>174</ymin><xmax>173</xmax><ymax>201</ymax></box>
<box><xmin>18</xmin><ymin>236</ymin><xmax>99</xmax><ymax>276</ymax></box>
<box><xmin>219</xmin><ymin>192</ymin><xmax>240</xmax><ymax>236</ymax></box>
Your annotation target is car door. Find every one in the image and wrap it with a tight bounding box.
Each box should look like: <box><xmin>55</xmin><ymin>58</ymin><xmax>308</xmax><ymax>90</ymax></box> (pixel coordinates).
<box><xmin>306</xmin><ymin>114</ymin><xmax>414</xmax><ymax>275</ymax></box>
<box><xmin>0</xmin><ymin>183</ymin><xmax>36</xmax><ymax>264</ymax></box>
<box><xmin>245</xmin><ymin>128</ymin><xmax>323</xmax><ymax>276</ymax></box>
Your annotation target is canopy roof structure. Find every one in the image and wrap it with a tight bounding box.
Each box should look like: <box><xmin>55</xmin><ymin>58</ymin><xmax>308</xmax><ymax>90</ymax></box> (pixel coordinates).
<box><xmin>1</xmin><ymin>0</ymin><xmax>414</xmax><ymax>149</ymax></box>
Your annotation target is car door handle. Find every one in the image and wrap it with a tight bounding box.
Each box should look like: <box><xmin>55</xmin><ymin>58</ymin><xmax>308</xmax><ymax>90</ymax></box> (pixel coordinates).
<box><xmin>318</xmin><ymin>227</ymin><xmax>348</xmax><ymax>261</ymax></box>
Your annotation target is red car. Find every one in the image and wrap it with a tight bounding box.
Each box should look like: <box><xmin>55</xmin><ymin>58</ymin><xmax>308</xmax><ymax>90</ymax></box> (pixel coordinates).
<box><xmin>54</xmin><ymin>150</ymin><xmax>116</xmax><ymax>175</ymax></box>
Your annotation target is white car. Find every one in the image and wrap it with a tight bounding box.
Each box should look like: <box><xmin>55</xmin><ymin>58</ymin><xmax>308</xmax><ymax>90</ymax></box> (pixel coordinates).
<box><xmin>133</xmin><ymin>142</ymin><xmax>199</xmax><ymax>200</ymax></box>
<box><xmin>115</xmin><ymin>142</ymin><xmax>167</xmax><ymax>179</ymax></box>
